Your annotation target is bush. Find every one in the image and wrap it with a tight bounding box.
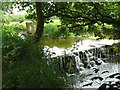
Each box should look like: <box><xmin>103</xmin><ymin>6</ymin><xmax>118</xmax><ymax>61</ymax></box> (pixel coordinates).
<box><xmin>3</xmin><ymin>49</ymin><xmax>67</xmax><ymax>88</ymax></box>
<box><xmin>44</xmin><ymin>20</ymin><xmax>61</xmax><ymax>37</ymax></box>
<box><xmin>0</xmin><ymin>11</ymin><xmax>26</xmax><ymax>24</ymax></box>
<box><xmin>44</xmin><ymin>23</ymin><xmax>59</xmax><ymax>36</ymax></box>
<box><xmin>2</xmin><ymin>28</ymin><xmax>67</xmax><ymax>88</ymax></box>
<box><xmin>11</xmin><ymin>14</ymin><xmax>25</xmax><ymax>22</ymax></box>
<box><xmin>0</xmin><ymin>10</ymin><xmax>11</xmax><ymax>24</ymax></box>
<box><xmin>2</xmin><ymin>24</ymin><xmax>26</xmax><ymax>37</ymax></box>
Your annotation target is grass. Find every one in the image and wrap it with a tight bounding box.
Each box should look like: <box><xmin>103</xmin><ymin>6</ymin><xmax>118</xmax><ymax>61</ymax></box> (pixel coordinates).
<box><xmin>8</xmin><ymin>19</ymin><xmax>60</xmax><ymax>28</ymax></box>
<box><xmin>2</xmin><ymin>36</ymin><xmax>67</xmax><ymax>88</ymax></box>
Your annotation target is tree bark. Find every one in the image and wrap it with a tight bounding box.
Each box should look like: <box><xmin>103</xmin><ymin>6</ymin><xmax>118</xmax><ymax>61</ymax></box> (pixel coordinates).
<box><xmin>35</xmin><ymin>2</ymin><xmax>44</xmax><ymax>42</ymax></box>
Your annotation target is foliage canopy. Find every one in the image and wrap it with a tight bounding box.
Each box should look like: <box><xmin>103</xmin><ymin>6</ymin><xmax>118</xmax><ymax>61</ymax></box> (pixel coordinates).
<box><xmin>2</xmin><ymin>2</ymin><xmax>120</xmax><ymax>40</ymax></box>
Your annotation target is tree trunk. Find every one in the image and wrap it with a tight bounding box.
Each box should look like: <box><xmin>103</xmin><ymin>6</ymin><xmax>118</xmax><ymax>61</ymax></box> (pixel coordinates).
<box><xmin>35</xmin><ymin>2</ymin><xmax>44</xmax><ymax>42</ymax></box>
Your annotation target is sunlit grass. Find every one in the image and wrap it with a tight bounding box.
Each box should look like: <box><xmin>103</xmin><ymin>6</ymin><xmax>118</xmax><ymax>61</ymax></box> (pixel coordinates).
<box><xmin>7</xmin><ymin>19</ymin><xmax>61</xmax><ymax>29</ymax></box>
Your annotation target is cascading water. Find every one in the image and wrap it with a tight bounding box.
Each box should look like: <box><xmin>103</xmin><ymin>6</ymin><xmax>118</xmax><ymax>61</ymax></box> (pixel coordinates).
<box><xmin>43</xmin><ymin>39</ymin><xmax>120</xmax><ymax>89</ymax></box>
<box><xmin>75</xmin><ymin>55</ymin><xmax>84</xmax><ymax>71</ymax></box>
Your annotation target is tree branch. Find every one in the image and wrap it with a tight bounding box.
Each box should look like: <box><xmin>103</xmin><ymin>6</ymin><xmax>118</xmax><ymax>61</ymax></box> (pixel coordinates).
<box><xmin>68</xmin><ymin>21</ymin><xmax>96</xmax><ymax>28</ymax></box>
<box><xmin>92</xmin><ymin>2</ymin><xmax>118</xmax><ymax>24</ymax></box>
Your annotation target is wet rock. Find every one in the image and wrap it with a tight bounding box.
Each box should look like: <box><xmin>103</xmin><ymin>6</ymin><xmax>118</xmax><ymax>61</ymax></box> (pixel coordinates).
<box><xmin>98</xmin><ymin>84</ymin><xmax>109</xmax><ymax>90</ymax></box>
<box><xmin>115</xmin><ymin>76</ymin><xmax>120</xmax><ymax>79</ymax></box>
<box><xmin>83</xmin><ymin>82</ymin><xmax>92</xmax><ymax>87</ymax></box>
<box><xmin>99</xmin><ymin>83</ymin><xmax>120</xmax><ymax>90</ymax></box>
<box><xmin>86</xmin><ymin>73</ymin><xmax>93</xmax><ymax>77</ymax></box>
<box><xmin>87</xmin><ymin>64</ymin><xmax>92</xmax><ymax>69</ymax></box>
<box><xmin>107</xmin><ymin>73</ymin><xmax>120</xmax><ymax>78</ymax></box>
<box><xmin>101</xmin><ymin>71</ymin><xmax>109</xmax><ymax>74</ymax></box>
<box><xmin>95</xmin><ymin>58</ymin><xmax>103</xmax><ymax>65</ymax></box>
<box><xmin>115</xmin><ymin>81</ymin><xmax>120</xmax><ymax>86</ymax></box>
<box><xmin>93</xmin><ymin>68</ymin><xmax>99</xmax><ymax>73</ymax></box>
<box><xmin>90</xmin><ymin>61</ymin><xmax>95</xmax><ymax>67</ymax></box>
<box><xmin>91</xmin><ymin>76</ymin><xmax>103</xmax><ymax>81</ymax></box>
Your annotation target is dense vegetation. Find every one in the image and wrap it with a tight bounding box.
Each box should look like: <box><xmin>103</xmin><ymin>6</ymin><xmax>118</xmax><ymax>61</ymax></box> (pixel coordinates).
<box><xmin>2</xmin><ymin>2</ymin><xmax>120</xmax><ymax>41</ymax></box>
<box><xmin>2</xmin><ymin>25</ymin><xmax>68</xmax><ymax>88</ymax></box>
<box><xmin>1</xmin><ymin>8</ymin><xmax>68</xmax><ymax>89</ymax></box>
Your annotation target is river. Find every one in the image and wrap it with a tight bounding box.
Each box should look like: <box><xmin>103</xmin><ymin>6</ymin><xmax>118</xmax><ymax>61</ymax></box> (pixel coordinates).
<box><xmin>44</xmin><ymin>39</ymin><xmax>120</xmax><ymax>89</ymax></box>
<box><xmin>69</xmin><ymin>62</ymin><xmax>120</xmax><ymax>89</ymax></box>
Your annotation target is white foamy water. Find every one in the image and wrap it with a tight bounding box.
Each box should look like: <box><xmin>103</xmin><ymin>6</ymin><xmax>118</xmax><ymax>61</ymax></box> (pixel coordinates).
<box><xmin>44</xmin><ymin>39</ymin><xmax>120</xmax><ymax>58</ymax></box>
<box><xmin>43</xmin><ymin>39</ymin><xmax>120</xmax><ymax>89</ymax></box>
<box><xmin>72</xmin><ymin>63</ymin><xmax>120</xmax><ymax>89</ymax></box>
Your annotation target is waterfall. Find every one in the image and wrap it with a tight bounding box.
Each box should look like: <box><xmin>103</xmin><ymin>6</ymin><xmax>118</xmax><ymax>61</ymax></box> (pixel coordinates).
<box><xmin>75</xmin><ymin>55</ymin><xmax>84</xmax><ymax>71</ymax></box>
<box><xmin>43</xmin><ymin>40</ymin><xmax>119</xmax><ymax>74</ymax></box>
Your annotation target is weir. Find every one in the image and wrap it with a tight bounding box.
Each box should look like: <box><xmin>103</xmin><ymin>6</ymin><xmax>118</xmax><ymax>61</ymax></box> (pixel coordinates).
<box><xmin>44</xmin><ymin>39</ymin><xmax>120</xmax><ymax>74</ymax></box>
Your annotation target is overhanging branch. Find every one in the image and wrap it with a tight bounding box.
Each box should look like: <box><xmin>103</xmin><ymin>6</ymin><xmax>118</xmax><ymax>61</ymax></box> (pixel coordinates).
<box><xmin>68</xmin><ymin>21</ymin><xmax>96</xmax><ymax>28</ymax></box>
<box><xmin>92</xmin><ymin>2</ymin><xmax>118</xmax><ymax>23</ymax></box>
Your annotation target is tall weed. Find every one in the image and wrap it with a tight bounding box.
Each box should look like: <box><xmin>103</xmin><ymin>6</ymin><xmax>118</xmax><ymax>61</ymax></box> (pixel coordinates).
<box><xmin>2</xmin><ymin>27</ymin><xmax>67</xmax><ymax>88</ymax></box>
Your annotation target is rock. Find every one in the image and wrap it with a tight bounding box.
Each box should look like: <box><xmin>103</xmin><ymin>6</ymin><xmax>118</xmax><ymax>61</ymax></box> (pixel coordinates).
<box><xmin>108</xmin><ymin>73</ymin><xmax>120</xmax><ymax>78</ymax></box>
<box><xmin>98</xmin><ymin>84</ymin><xmax>109</xmax><ymax>90</ymax></box>
<box><xmin>101</xmin><ymin>71</ymin><xmax>109</xmax><ymax>74</ymax></box>
<box><xmin>93</xmin><ymin>68</ymin><xmax>99</xmax><ymax>73</ymax></box>
<box><xmin>115</xmin><ymin>76</ymin><xmax>120</xmax><ymax>79</ymax></box>
<box><xmin>91</xmin><ymin>76</ymin><xmax>103</xmax><ymax>81</ymax></box>
<box><xmin>83</xmin><ymin>82</ymin><xmax>92</xmax><ymax>87</ymax></box>
<box><xmin>86</xmin><ymin>73</ymin><xmax>93</xmax><ymax>77</ymax></box>
<box><xmin>96</xmin><ymin>58</ymin><xmax>103</xmax><ymax>65</ymax></box>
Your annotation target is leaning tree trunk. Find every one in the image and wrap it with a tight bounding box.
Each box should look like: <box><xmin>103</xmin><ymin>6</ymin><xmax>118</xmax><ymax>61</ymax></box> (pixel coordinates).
<box><xmin>35</xmin><ymin>2</ymin><xmax>44</xmax><ymax>42</ymax></box>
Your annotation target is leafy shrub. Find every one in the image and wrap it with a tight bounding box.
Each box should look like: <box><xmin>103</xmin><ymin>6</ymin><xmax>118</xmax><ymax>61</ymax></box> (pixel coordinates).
<box><xmin>2</xmin><ymin>24</ymin><xmax>26</xmax><ymax>36</ymax></box>
<box><xmin>0</xmin><ymin>11</ymin><xmax>25</xmax><ymax>25</ymax></box>
<box><xmin>2</xmin><ymin>27</ymin><xmax>67</xmax><ymax>88</ymax></box>
<box><xmin>11</xmin><ymin>14</ymin><xmax>25</xmax><ymax>22</ymax></box>
<box><xmin>3</xmin><ymin>47</ymin><xmax>67</xmax><ymax>88</ymax></box>
<box><xmin>52</xmin><ymin>25</ymin><xmax>70</xmax><ymax>39</ymax></box>
<box><xmin>111</xmin><ymin>43</ymin><xmax>120</xmax><ymax>55</ymax></box>
<box><xmin>0</xmin><ymin>10</ymin><xmax>11</xmax><ymax>24</ymax></box>
<box><xmin>44</xmin><ymin>23</ymin><xmax>59</xmax><ymax>36</ymax></box>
